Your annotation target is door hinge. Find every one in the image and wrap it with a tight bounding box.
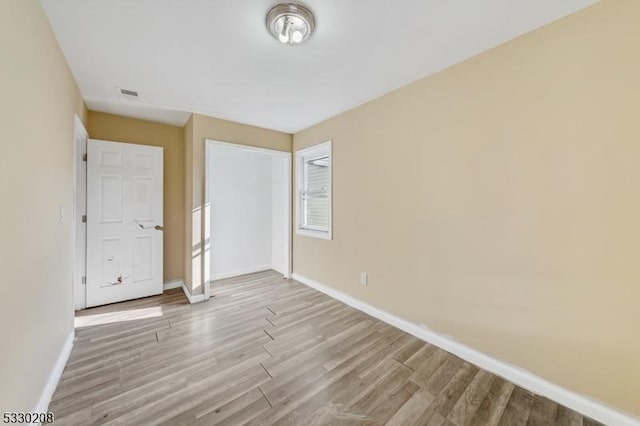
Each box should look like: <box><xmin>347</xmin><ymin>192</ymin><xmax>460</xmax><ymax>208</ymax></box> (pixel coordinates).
<box><xmin>81</xmin><ymin>276</ymin><xmax>86</xmax><ymax>285</ymax></box>
<box><xmin>82</xmin><ymin>215</ymin><xmax>87</xmax><ymax>223</ymax></box>
<box><xmin>82</xmin><ymin>153</ymin><xmax>87</xmax><ymax>162</ymax></box>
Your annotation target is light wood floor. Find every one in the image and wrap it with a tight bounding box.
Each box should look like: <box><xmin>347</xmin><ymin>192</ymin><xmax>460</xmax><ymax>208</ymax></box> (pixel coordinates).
<box><xmin>51</xmin><ymin>270</ymin><xmax>602</xmax><ymax>425</ymax></box>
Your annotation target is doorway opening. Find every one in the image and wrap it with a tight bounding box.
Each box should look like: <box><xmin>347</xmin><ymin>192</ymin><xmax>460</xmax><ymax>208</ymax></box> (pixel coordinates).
<box><xmin>204</xmin><ymin>140</ymin><xmax>292</xmax><ymax>294</ymax></box>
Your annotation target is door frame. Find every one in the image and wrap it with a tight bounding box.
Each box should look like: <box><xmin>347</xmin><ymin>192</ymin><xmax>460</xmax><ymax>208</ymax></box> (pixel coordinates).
<box><xmin>72</xmin><ymin>114</ymin><xmax>88</xmax><ymax>311</ymax></box>
<box><xmin>204</xmin><ymin>139</ymin><xmax>292</xmax><ymax>299</ymax></box>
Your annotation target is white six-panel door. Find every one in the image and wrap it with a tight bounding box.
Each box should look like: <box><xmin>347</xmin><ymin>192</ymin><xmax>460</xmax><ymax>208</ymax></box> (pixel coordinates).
<box><xmin>86</xmin><ymin>139</ymin><xmax>163</xmax><ymax>307</ymax></box>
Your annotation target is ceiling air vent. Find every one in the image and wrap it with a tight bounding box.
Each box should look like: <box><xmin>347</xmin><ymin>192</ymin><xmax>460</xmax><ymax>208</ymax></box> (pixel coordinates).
<box><xmin>118</xmin><ymin>87</ymin><xmax>139</xmax><ymax>100</ymax></box>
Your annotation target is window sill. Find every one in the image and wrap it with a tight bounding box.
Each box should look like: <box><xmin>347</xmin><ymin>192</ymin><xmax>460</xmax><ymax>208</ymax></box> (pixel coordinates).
<box><xmin>296</xmin><ymin>227</ymin><xmax>332</xmax><ymax>240</ymax></box>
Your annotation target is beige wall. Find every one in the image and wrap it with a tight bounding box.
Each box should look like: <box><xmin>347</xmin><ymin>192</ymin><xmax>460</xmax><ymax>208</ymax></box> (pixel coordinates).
<box><xmin>0</xmin><ymin>0</ymin><xmax>87</xmax><ymax>411</ymax></box>
<box><xmin>293</xmin><ymin>0</ymin><xmax>640</xmax><ymax>416</ymax></box>
<box><xmin>87</xmin><ymin>111</ymin><xmax>185</xmax><ymax>282</ymax></box>
<box><xmin>184</xmin><ymin>113</ymin><xmax>291</xmax><ymax>295</ymax></box>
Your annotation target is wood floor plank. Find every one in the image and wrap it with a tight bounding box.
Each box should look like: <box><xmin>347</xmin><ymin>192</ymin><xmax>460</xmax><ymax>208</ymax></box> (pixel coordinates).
<box><xmin>447</xmin><ymin>369</ymin><xmax>496</xmax><ymax>425</ymax></box>
<box><xmin>157</xmin><ymin>366</ymin><xmax>271</xmax><ymax>426</ymax></box>
<box><xmin>419</xmin><ymin>355</ymin><xmax>465</xmax><ymax>396</ymax></box>
<box><xmin>49</xmin><ymin>270</ymin><xmax>602</xmax><ymax>426</ymax></box>
<box><xmin>527</xmin><ymin>395</ymin><xmax>559</xmax><ymax>426</ymax></box>
<box><xmin>100</xmin><ymin>359</ymin><xmax>271</xmax><ymax>425</ymax></box>
<box><xmin>345</xmin><ymin>358</ymin><xmax>414</xmax><ymax>415</ymax></box>
<box><xmin>261</xmin><ymin>318</ymin><xmax>374</xmax><ymax>377</ymax></box>
<box><xmin>410</xmin><ymin>349</ymin><xmax>453</xmax><ymax>388</ymax></box>
<box><xmin>291</xmin><ymin>365</ymin><xmax>410</xmax><ymax>426</ymax></box>
<box><xmin>364</xmin><ymin>381</ymin><xmax>421</xmax><ymax>425</ymax></box>
<box><xmin>470</xmin><ymin>377</ymin><xmax>515</xmax><ymax>426</ymax></box>
<box><xmin>497</xmin><ymin>387</ymin><xmax>536</xmax><ymax>426</ymax></box>
<box><xmin>259</xmin><ymin>363</ymin><xmax>329</xmax><ymax>407</ymax></box>
<box><xmin>385</xmin><ymin>388</ymin><xmax>436</xmax><ymax>426</ymax></box>
<box><xmin>193</xmin><ymin>388</ymin><xmax>271</xmax><ymax>426</ymax></box>
<box><xmin>415</xmin><ymin>362</ymin><xmax>480</xmax><ymax>425</ymax></box>
<box><xmin>404</xmin><ymin>343</ymin><xmax>439</xmax><ymax>370</ymax></box>
<box><xmin>583</xmin><ymin>417</ymin><xmax>604</xmax><ymax>426</ymax></box>
<box><xmin>555</xmin><ymin>405</ymin><xmax>584</xmax><ymax>426</ymax></box>
<box><xmin>391</xmin><ymin>335</ymin><xmax>429</xmax><ymax>364</ymax></box>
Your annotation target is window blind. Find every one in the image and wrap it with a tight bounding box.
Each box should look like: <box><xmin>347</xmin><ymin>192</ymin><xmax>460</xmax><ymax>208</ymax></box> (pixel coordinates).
<box><xmin>302</xmin><ymin>157</ymin><xmax>330</xmax><ymax>230</ymax></box>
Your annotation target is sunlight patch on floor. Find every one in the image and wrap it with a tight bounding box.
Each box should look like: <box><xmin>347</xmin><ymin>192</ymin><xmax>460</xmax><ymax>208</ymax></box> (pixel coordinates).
<box><xmin>75</xmin><ymin>307</ymin><xmax>163</xmax><ymax>328</ymax></box>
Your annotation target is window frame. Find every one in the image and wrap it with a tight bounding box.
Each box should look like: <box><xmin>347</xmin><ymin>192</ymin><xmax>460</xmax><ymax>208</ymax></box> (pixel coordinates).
<box><xmin>295</xmin><ymin>140</ymin><xmax>332</xmax><ymax>240</ymax></box>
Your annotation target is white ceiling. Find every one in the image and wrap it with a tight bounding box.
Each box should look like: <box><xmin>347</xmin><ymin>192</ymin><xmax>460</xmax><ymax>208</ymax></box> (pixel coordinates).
<box><xmin>41</xmin><ymin>0</ymin><xmax>598</xmax><ymax>133</ymax></box>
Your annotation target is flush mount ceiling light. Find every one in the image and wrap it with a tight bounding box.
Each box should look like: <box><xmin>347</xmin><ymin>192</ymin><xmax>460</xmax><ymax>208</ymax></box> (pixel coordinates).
<box><xmin>266</xmin><ymin>3</ymin><xmax>315</xmax><ymax>45</ymax></box>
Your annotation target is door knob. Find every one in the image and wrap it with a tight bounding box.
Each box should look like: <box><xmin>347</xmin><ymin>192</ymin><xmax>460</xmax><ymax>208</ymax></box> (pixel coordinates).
<box><xmin>135</xmin><ymin>221</ymin><xmax>163</xmax><ymax>231</ymax></box>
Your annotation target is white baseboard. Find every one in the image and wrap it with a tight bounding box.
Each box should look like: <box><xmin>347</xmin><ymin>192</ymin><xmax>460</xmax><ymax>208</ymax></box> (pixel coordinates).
<box><xmin>182</xmin><ymin>282</ymin><xmax>205</xmax><ymax>304</ymax></box>
<box><xmin>163</xmin><ymin>279</ymin><xmax>183</xmax><ymax>291</ymax></box>
<box><xmin>272</xmin><ymin>266</ymin><xmax>290</xmax><ymax>278</ymax></box>
<box><xmin>34</xmin><ymin>329</ymin><xmax>74</xmax><ymax>415</ymax></box>
<box><xmin>211</xmin><ymin>266</ymin><xmax>272</xmax><ymax>281</ymax></box>
<box><xmin>292</xmin><ymin>273</ymin><xmax>639</xmax><ymax>426</ymax></box>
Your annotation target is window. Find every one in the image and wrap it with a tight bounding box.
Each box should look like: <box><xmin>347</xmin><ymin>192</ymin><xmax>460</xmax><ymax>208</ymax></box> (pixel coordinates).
<box><xmin>296</xmin><ymin>141</ymin><xmax>332</xmax><ymax>239</ymax></box>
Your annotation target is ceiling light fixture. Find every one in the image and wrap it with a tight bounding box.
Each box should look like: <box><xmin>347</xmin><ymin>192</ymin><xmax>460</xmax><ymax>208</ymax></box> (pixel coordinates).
<box><xmin>266</xmin><ymin>3</ymin><xmax>315</xmax><ymax>45</ymax></box>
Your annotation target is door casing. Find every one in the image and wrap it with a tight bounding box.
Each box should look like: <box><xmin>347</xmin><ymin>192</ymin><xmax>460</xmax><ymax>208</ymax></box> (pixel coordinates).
<box><xmin>72</xmin><ymin>115</ymin><xmax>88</xmax><ymax>311</ymax></box>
